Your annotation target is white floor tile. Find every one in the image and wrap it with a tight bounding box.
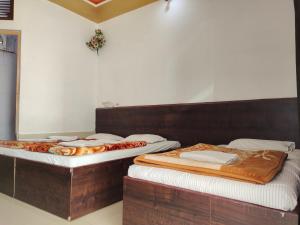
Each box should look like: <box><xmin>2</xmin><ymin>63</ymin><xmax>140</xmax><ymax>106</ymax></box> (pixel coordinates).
<box><xmin>0</xmin><ymin>194</ymin><xmax>122</xmax><ymax>225</ymax></box>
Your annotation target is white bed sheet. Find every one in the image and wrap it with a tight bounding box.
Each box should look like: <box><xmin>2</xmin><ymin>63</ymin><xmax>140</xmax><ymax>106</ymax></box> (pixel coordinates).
<box><xmin>128</xmin><ymin>150</ymin><xmax>300</xmax><ymax>211</ymax></box>
<box><xmin>0</xmin><ymin>141</ymin><xmax>180</xmax><ymax>168</ymax></box>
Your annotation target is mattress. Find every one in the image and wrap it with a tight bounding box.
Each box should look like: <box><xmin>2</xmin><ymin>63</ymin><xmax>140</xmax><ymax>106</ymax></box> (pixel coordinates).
<box><xmin>128</xmin><ymin>150</ymin><xmax>300</xmax><ymax>211</ymax></box>
<box><xmin>0</xmin><ymin>141</ymin><xmax>180</xmax><ymax>168</ymax></box>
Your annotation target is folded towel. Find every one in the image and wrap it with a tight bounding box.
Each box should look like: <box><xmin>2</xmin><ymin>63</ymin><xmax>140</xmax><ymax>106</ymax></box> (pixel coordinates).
<box><xmin>58</xmin><ymin>139</ymin><xmax>120</xmax><ymax>147</ymax></box>
<box><xmin>48</xmin><ymin>136</ymin><xmax>78</xmax><ymax>142</ymax></box>
<box><xmin>180</xmin><ymin>150</ymin><xmax>238</xmax><ymax>165</ymax></box>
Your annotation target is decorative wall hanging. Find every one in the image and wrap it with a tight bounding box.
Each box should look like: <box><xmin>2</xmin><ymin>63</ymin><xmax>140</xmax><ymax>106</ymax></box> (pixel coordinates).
<box><xmin>86</xmin><ymin>29</ymin><xmax>106</xmax><ymax>55</ymax></box>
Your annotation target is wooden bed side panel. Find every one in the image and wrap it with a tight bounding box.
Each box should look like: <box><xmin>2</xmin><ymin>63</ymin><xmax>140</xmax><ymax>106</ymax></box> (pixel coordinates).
<box><xmin>70</xmin><ymin>157</ymin><xmax>133</xmax><ymax>220</ymax></box>
<box><xmin>0</xmin><ymin>155</ymin><xmax>14</xmax><ymax>197</ymax></box>
<box><xmin>123</xmin><ymin>176</ymin><xmax>211</xmax><ymax>225</ymax></box>
<box><xmin>96</xmin><ymin>98</ymin><xmax>300</xmax><ymax>147</ymax></box>
<box><xmin>210</xmin><ymin>196</ymin><xmax>298</xmax><ymax>225</ymax></box>
<box><xmin>123</xmin><ymin>177</ymin><xmax>299</xmax><ymax>225</ymax></box>
<box><xmin>14</xmin><ymin>159</ymin><xmax>71</xmax><ymax>220</ymax></box>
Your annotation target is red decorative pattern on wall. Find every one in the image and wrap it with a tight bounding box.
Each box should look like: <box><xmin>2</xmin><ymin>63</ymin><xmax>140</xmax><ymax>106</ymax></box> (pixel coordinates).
<box><xmin>88</xmin><ymin>0</ymin><xmax>107</xmax><ymax>5</ymax></box>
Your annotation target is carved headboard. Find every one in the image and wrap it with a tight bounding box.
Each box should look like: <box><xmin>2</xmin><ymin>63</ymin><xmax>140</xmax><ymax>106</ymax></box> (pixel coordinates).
<box><xmin>96</xmin><ymin>98</ymin><xmax>300</xmax><ymax>147</ymax></box>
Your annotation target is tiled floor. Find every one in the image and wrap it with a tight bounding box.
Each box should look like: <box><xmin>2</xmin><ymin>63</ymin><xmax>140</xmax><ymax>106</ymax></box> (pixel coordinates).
<box><xmin>0</xmin><ymin>194</ymin><xmax>122</xmax><ymax>225</ymax></box>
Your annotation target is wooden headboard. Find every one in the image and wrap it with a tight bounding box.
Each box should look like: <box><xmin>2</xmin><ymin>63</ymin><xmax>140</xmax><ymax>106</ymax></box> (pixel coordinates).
<box><xmin>96</xmin><ymin>98</ymin><xmax>300</xmax><ymax>147</ymax></box>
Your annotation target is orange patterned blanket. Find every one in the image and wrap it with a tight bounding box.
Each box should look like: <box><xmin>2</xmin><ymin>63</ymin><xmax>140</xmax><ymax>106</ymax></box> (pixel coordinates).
<box><xmin>134</xmin><ymin>143</ymin><xmax>288</xmax><ymax>184</ymax></box>
<box><xmin>0</xmin><ymin>140</ymin><xmax>147</xmax><ymax>156</ymax></box>
<box><xmin>49</xmin><ymin>141</ymin><xmax>147</xmax><ymax>156</ymax></box>
<box><xmin>0</xmin><ymin>140</ymin><xmax>58</xmax><ymax>153</ymax></box>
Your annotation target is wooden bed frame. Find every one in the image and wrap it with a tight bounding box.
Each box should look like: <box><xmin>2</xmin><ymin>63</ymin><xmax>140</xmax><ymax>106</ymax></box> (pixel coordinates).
<box><xmin>122</xmin><ymin>98</ymin><xmax>300</xmax><ymax>225</ymax></box>
<box><xmin>124</xmin><ymin>177</ymin><xmax>300</xmax><ymax>225</ymax></box>
<box><xmin>0</xmin><ymin>102</ymin><xmax>181</xmax><ymax>220</ymax></box>
<box><xmin>0</xmin><ymin>154</ymin><xmax>134</xmax><ymax>220</ymax></box>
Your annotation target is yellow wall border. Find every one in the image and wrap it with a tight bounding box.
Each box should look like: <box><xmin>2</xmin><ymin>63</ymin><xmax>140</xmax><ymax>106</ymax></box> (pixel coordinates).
<box><xmin>49</xmin><ymin>0</ymin><xmax>158</xmax><ymax>23</ymax></box>
<box><xmin>0</xmin><ymin>29</ymin><xmax>21</xmax><ymax>139</ymax></box>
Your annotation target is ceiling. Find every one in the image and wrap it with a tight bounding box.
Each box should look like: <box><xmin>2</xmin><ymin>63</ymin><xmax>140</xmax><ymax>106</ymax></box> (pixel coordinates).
<box><xmin>49</xmin><ymin>0</ymin><xmax>158</xmax><ymax>23</ymax></box>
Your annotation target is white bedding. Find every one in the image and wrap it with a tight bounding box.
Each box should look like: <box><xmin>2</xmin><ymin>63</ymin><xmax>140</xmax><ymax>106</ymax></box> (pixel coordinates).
<box><xmin>0</xmin><ymin>141</ymin><xmax>180</xmax><ymax>168</ymax></box>
<box><xmin>128</xmin><ymin>150</ymin><xmax>300</xmax><ymax>211</ymax></box>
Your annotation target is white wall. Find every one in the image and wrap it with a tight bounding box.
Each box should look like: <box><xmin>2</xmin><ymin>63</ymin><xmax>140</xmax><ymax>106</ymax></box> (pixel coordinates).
<box><xmin>0</xmin><ymin>50</ymin><xmax>16</xmax><ymax>139</ymax></box>
<box><xmin>0</xmin><ymin>0</ymin><xmax>97</xmax><ymax>135</ymax></box>
<box><xmin>0</xmin><ymin>0</ymin><xmax>297</xmax><ymax>135</ymax></box>
<box><xmin>97</xmin><ymin>0</ymin><xmax>297</xmax><ymax>107</ymax></box>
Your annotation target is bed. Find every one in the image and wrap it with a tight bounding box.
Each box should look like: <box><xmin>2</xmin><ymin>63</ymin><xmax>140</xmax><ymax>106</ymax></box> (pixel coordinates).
<box><xmin>0</xmin><ymin>110</ymin><xmax>179</xmax><ymax>220</ymax></box>
<box><xmin>122</xmin><ymin>98</ymin><xmax>300</xmax><ymax>225</ymax></box>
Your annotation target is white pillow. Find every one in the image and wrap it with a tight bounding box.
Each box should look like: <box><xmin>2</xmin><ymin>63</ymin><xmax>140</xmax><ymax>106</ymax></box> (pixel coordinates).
<box><xmin>228</xmin><ymin>138</ymin><xmax>295</xmax><ymax>152</ymax></box>
<box><xmin>48</xmin><ymin>136</ymin><xmax>78</xmax><ymax>142</ymax></box>
<box><xmin>86</xmin><ymin>133</ymin><xmax>124</xmax><ymax>141</ymax></box>
<box><xmin>124</xmin><ymin>134</ymin><xmax>167</xmax><ymax>144</ymax></box>
<box><xmin>59</xmin><ymin>139</ymin><xmax>119</xmax><ymax>147</ymax></box>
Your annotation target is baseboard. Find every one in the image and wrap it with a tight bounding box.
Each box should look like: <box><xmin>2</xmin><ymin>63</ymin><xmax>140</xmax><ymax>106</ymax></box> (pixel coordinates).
<box><xmin>17</xmin><ymin>131</ymin><xmax>95</xmax><ymax>139</ymax></box>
